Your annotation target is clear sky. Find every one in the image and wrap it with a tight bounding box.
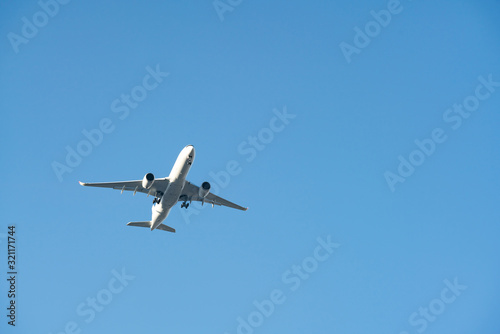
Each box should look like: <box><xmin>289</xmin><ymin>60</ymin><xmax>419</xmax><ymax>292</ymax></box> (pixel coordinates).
<box><xmin>1</xmin><ymin>0</ymin><xmax>500</xmax><ymax>333</ymax></box>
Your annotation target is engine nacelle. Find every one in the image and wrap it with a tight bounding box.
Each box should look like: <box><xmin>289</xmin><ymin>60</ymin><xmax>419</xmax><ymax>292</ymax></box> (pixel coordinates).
<box><xmin>142</xmin><ymin>173</ymin><xmax>155</xmax><ymax>189</ymax></box>
<box><xmin>198</xmin><ymin>181</ymin><xmax>211</xmax><ymax>198</ymax></box>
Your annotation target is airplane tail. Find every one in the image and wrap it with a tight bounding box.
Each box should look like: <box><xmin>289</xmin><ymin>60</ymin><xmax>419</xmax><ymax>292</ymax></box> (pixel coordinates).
<box><xmin>127</xmin><ymin>221</ymin><xmax>176</xmax><ymax>233</ymax></box>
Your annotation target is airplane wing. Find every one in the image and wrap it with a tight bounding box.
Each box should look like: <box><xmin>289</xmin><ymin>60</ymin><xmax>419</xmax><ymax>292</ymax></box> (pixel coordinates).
<box><xmin>79</xmin><ymin>178</ymin><xmax>170</xmax><ymax>196</ymax></box>
<box><xmin>181</xmin><ymin>181</ymin><xmax>248</xmax><ymax>211</ymax></box>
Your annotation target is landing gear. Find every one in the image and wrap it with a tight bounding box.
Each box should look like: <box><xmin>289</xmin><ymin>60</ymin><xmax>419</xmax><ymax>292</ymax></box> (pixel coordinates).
<box><xmin>153</xmin><ymin>192</ymin><xmax>163</xmax><ymax>204</ymax></box>
<box><xmin>179</xmin><ymin>195</ymin><xmax>190</xmax><ymax>209</ymax></box>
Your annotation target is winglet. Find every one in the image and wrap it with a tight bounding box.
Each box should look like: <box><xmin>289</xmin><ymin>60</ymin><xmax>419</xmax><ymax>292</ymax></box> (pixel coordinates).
<box><xmin>79</xmin><ymin>181</ymin><xmax>86</xmax><ymax>186</ymax></box>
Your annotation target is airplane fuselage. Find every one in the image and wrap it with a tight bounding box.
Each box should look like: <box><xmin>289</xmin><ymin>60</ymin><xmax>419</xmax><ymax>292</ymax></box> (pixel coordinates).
<box><xmin>151</xmin><ymin>145</ymin><xmax>195</xmax><ymax>230</ymax></box>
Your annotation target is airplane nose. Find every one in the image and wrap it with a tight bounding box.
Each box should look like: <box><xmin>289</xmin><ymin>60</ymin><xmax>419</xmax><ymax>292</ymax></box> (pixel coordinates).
<box><xmin>186</xmin><ymin>145</ymin><xmax>195</xmax><ymax>156</ymax></box>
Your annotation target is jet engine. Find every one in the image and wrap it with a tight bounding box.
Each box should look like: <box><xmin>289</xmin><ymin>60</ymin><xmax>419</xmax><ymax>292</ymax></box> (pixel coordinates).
<box><xmin>198</xmin><ymin>182</ymin><xmax>211</xmax><ymax>198</ymax></box>
<box><xmin>142</xmin><ymin>173</ymin><xmax>155</xmax><ymax>189</ymax></box>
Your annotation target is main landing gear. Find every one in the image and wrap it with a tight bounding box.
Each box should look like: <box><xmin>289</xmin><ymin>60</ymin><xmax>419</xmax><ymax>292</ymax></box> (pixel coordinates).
<box><xmin>180</xmin><ymin>195</ymin><xmax>190</xmax><ymax>209</ymax></box>
<box><xmin>153</xmin><ymin>192</ymin><xmax>163</xmax><ymax>204</ymax></box>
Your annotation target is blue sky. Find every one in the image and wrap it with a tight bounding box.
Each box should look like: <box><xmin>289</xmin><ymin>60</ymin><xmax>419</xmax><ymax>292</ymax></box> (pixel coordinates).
<box><xmin>1</xmin><ymin>0</ymin><xmax>500</xmax><ymax>333</ymax></box>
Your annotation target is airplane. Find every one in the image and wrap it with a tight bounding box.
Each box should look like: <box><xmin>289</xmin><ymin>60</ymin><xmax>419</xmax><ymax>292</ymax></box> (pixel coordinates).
<box><xmin>79</xmin><ymin>145</ymin><xmax>248</xmax><ymax>233</ymax></box>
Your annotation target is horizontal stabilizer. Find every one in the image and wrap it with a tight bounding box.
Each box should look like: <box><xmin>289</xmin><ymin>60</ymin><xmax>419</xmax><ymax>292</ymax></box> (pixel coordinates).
<box><xmin>126</xmin><ymin>221</ymin><xmax>175</xmax><ymax>233</ymax></box>
<box><xmin>156</xmin><ymin>224</ymin><xmax>176</xmax><ymax>233</ymax></box>
<box><xmin>127</xmin><ymin>221</ymin><xmax>151</xmax><ymax>228</ymax></box>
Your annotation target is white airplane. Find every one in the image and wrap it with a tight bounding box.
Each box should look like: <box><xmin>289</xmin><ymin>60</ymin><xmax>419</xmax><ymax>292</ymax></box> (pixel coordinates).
<box><xmin>79</xmin><ymin>145</ymin><xmax>247</xmax><ymax>233</ymax></box>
